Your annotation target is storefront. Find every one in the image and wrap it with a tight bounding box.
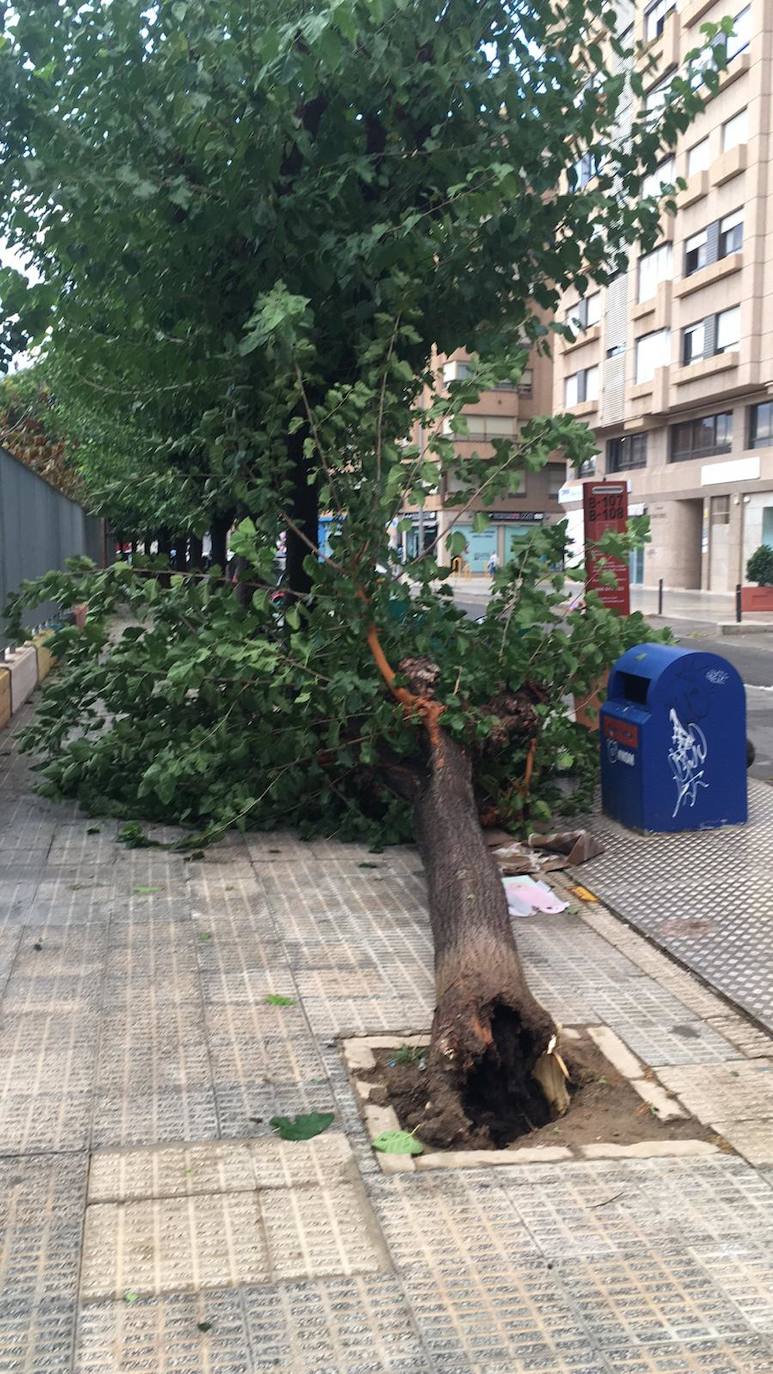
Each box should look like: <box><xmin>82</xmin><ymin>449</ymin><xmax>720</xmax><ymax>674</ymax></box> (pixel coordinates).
<box><xmin>451</xmin><ymin>512</ymin><xmax>547</xmax><ymax>572</ymax></box>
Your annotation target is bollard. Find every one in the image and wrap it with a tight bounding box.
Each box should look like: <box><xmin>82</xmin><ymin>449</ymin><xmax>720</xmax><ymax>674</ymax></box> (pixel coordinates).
<box><xmin>657</xmin><ymin>578</ymin><xmax>663</xmax><ymax>616</ymax></box>
<box><xmin>736</xmin><ymin>583</ymin><xmax>742</xmax><ymax>624</ymax></box>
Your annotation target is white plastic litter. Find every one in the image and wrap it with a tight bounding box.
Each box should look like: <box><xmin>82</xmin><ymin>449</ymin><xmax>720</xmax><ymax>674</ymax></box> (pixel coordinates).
<box><xmin>502</xmin><ymin>875</ymin><xmax>569</xmax><ymax>917</ymax></box>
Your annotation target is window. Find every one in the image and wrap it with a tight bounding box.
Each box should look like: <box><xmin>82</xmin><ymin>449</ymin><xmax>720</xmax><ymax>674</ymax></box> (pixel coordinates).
<box><xmin>687</xmin><ymin>138</ymin><xmax>710</xmax><ymax>177</ymax></box>
<box><xmin>607</xmin><ymin>434</ymin><xmax>648</xmax><ymax>472</ymax></box>
<box><xmin>548</xmin><ymin>463</ymin><xmax>566</xmax><ymax>497</ymax></box>
<box><xmin>646</xmin><ymin>77</ymin><xmax>671</xmax><ymax>116</ymax></box>
<box><xmin>712</xmin><ymin>495</ymin><xmax>731</xmax><ymax>525</ymax></box>
<box><xmin>465</xmin><ymin>415</ymin><xmax>518</xmax><ymax>440</ymax></box>
<box><xmin>564</xmin><ymin>366</ymin><xmax>598</xmax><ymax>406</ymax></box>
<box><xmin>682</xmin><ymin>319</ymin><xmax>706</xmax><ymax>363</ymax></box>
<box><xmin>682</xmin><ymin>308</ymin><xmax>740</xmax><ymax>364</ymax></box>
<box><xmin>716</xmin><ymin>305</ymin><xmax>740</xmax><ymax>352</ymax></box>
<box><xmin>578</xmin><ymin>456</ymin><xmax>597</xmax><ymax>477</ymax></box>
<box><xmin>607</xmin><ymin>343</ymin><xmax>625</xmax><ymax>357</ymax></box>
<box><xmin>442</xmin><ymin>360</ymin><xmax>473</xmax><ymax>383</ymax></box>
<box><xmin>749</xmin><ymin>402</ymin><xmax>773</xmax><ymax>448</ymax></box>
<box><xmin>722</xmin><ymin>108</ymin><xmax>748</xmax><ymax>151</ymax></box>
<box><xmin>644</xmin><ymin>0</ymin><xmax>676</xmax><ymax>40</ymax></box>
<box><xmin>517</xmin><ymin>368</ymin><xmax>533</xmax><ymax>397</ymax></box>
<box><xmin>574</xmin><ymin>152</ymin><xmax>597</xmax><ymax>188</ymax></box>
<box><xmin>642</xmin><ymin>156</ymin><xmax>675</xmax><ymax>198</ymax></box>
<box><xmin>636</xmin><ymin>328</ymin><xmax>670</xmax><ymax>382</ymax></box>
<box><xmin>719</xmin><ymin>208</ymin><xmax>743</xmax><ymax>257</ymax></box>
<box><xmin>684</xmin><ymin>228</ymin><xmax>708</xmax><ymax>276</ymax></box>
<box><xmin>670</xmin><ymin>412</ymin><xmax>733</xmax><ymax>462</ymax></box>
<box><xmin>638</xmin><ymin>243</ymin><xmax>673</xmax><ymax>301</ymax></box>
<box><xmin>726</xmin><ymin>4</ymin><xmax>751</xmax><ymax>60</ymax></box>
<box><xmin>567</xmin><ymin>292</ymin><xmax>601</xmax><ymax>330</ymax></box>
<box><xmin>586</xmin><ymin>292</ymin><xmax>602</xmax><ymax>326</ymax></box>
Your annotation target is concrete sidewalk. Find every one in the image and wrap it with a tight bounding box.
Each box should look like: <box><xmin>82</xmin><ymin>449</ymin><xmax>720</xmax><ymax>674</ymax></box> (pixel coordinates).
<box><xmin>3</xmin><ymin>708</ymin><xmax>773</xmax><ymax>1373</ymax></box>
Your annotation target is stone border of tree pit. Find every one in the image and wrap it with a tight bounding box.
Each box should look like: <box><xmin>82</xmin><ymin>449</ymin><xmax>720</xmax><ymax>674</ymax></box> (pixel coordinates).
<box><xmin>344</xmin><ymin>1029</ymin><xmax>721</xmax><ymax>1174</ymax></box>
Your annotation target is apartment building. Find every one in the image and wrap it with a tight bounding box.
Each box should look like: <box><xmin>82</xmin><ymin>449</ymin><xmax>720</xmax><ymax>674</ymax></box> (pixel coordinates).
<box><xmin>397</xmin><ymin>344</ymin><xmax>561</xmax><ymax>571</ymax></box>
<box><xmin>554</xmin><ymin>0</ymin><xmax>773</xmax><ymax>592</ymax></box>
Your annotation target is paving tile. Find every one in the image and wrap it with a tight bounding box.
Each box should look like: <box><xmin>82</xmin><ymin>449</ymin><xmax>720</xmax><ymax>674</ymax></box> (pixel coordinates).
<box><xmin>658</xmin><ymin>1060</ymin><xmax>773</xmax><ymax>1125</ymax></box>
<box><xmin>559</xmin><ymin>1249</ymin><xmax>749</xmax><ymax>1348</ymax></box>
<box><xmin>0</xmin><ymin>1154</ymin><xmax>88</xmax><ymax>1302</ymax></box>
<box><xmin>301</xmin><ymin>995</ymin><xmax>432</xmax><ymax>1036</ymax></box>
<box><xmin>0</xmin><ymin>1009</ymin><xmax>98</xmax><ymax>1097</ymax></box>
<box><xmin>597</xmin><ymin>1335</ymin><xmax>773</xmax><ymax>1373</ymax></box>
<box><xmin>214</xmin><ymin>1079</ymin><xmax>337</xmax><ymax>1141</ymax></box>
<box><xmin>88</xmin><ymin>1141</ymin><xmax>256</xmax><ymax>1202</ymax></box>
<box><xmin>96</xmin><ymin>1004</ymin><xmax>213</xmax><ymax>1092</ymax></box>
<box><xmin>248</xmin><ymin>1132</ymin><xmax>354</xmax><ymax>1189</ymax></box>
<box><xmin>81</xmin><ymin>1193</ymin><xmax>270</xmax><ymax>1299</ymax></box>
<box><xmin>74</xmin><ymin>1287</ymin><xmax>255</xmax><ymax>1373</ymax></box>
<box><xmin>92</xmin><ymin>1086</ymin><xmax>220</xmax><ymax>1150</ymax></box>
<box><xmin>706</xmin><ymin>1015</ymin><xmax>773</xmax><ymax>1060</ymax></box>
<box><xmin>711</xmin><ymin>1119</ymin><xmax>773</xmax><ymax>1166</ymax></box>
<box><xmin>242</xmin><ymin>1274</ymin><xmax>432</xmax><ymax>1373</ymax></box>
<box><xmin>199</xmin><ymin>964</ymin><xmax>297</xmax><ymax>1005</ymax></box>
<box><xmin>260</xmin><ymin>1178</ymin><xmax>388</xmax><ymax>1280</ymax></box>
<box><xmin>497</xmin><ymin>1156</ymin><xmax>773</xmax><ymax>1250</ymax></box>
<box><xmin>371</xmin><ymin>1174</ymin><xmax>542</xmax><ymax>1275</ymax></box>
<box><xmin>0</xmin><ymin>879</ymin><xmax>39</xmax><ymax>926</ymax></box>
<box><xmin>611</xmin><ymin>1019</ymin><xmax>740</xmax><ymax>1068</ymax></box>
<box><xmin>401</xmin><ymin>1261</ymin><xmax>588</xmax><ymax>1368</ymax></box>
<box><xmin>0</xmin><ymin>1297</ymin><xmax>76</xmax><ymax>1374</ymax></box>
<box><xmin>691</xmin><ymin>1242</ymin><xmax>773</xmax><ymax>1333</ymax></box>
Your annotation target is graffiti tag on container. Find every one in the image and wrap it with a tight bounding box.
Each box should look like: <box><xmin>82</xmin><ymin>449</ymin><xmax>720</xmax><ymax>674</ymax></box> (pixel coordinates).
<box><xmin>705</xmin><ymin>668</ymin><xmax>728</xmax><ymax>685</ymax></box>
<box><xmin>668</xmin><ymin>708</ymin><xmax>708</xmax><ymax>818</ymax></box>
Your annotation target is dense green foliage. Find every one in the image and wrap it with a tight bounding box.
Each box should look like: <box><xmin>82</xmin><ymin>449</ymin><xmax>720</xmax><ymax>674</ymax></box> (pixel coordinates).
<box><xmin>1</xmin><ymin>0</ymin><xmax>724</xmax><ymax>840</ymax></box>
<box><xmin>10</xmin><ymin>532</ymin><xmax>654</xmax><ymax>842</ymax></box>
<box><xmin>746</xmin><ymin>546</ymin><xmax>773</xmax><ymax>588</ymax></box>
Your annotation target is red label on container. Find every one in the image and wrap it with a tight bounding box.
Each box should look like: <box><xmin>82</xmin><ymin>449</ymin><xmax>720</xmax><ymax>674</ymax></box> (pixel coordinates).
<box><xmin>583</xmin><ymin>481</ymin><xmax>630</xmax><ymax>615</ymax></box>
<box><xmin>603</xmin><ymin>716</ymin><xmax>639</xmax><ymax>749</ymax></box>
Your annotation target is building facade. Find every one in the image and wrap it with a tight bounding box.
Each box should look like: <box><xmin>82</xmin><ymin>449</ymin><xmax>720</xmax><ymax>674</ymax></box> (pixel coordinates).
<box><xmin>554</xmin><ymin>0</ymin><xmax>773</xmax><ymax>592</ymax></box>
<box><xmin>398</xmin><ymin>344</ymin><xmax>560</xmax><ymax>572</ymax></box>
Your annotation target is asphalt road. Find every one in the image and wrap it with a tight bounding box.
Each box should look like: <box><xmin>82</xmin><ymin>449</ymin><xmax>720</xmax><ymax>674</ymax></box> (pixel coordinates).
<box><xmin>667</xmin><ymin>627</ymin><xmax>773</xmax><ymax>784</ymax></box>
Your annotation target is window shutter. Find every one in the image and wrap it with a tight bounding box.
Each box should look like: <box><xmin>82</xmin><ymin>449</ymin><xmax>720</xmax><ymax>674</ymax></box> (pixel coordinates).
<box><xmin>704</xmin><ymin>313</ymin><xmax>718</xmax><ymax>358</ymax></box>
<box><xmin>578</xmin><ymin>370</ymin><xmax>588</xmax><ymax>402</ymax></box>
<box><xmin>705</xmin><ymin>220</ymin><xmax>721</xmax><ymax>269</ymax></box>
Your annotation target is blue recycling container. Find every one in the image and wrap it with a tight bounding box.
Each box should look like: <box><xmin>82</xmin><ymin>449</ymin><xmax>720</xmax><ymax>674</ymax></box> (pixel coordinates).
<box><xmin>600</xmin><ymin>642</ymin><xmax>747</xmax><ymax>833</ymax></box>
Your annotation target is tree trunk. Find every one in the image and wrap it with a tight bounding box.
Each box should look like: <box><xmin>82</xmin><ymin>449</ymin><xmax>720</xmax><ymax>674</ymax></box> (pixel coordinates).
<box><xmin>285</xmin><ymin>427</ymin><xmax>319</xmax><ymax>598</ymax></box>
<box><xmin>210</xmin><ymin>512</ymin><xmax>233</xmax><ymax>570</ymax></box>
<box><xmin>189</xmin><ymin>534</ymin><xmax>204</xmax><ymax>570</ymax></box>
<box><xmin>414</xmin><ymin>727</ymin><xmax>558</xmax><ymax>1148</ymax></box>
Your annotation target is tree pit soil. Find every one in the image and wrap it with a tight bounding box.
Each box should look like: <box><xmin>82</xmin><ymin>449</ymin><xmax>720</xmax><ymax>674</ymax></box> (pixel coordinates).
<box><xmin>360</xmin><ymin>1030</ymin><xmax>718</xmax><ymax>1153</ymax></box>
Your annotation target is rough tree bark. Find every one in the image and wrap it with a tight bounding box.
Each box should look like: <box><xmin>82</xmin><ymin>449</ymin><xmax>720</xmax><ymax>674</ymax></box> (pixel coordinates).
<box><xmin>365</xmin><ymin>625</ymin><xmax>565</xmax><ymax>1148</ymax></box>
<box><xmin>285</xmin><ymin>427</ymin><xmax>319</xmax><ymax>598</ymax></box>
<box><xmin>415</xmin><ymin>724</ymin><xmax>558</xmax><ymax>1147</ymax></box>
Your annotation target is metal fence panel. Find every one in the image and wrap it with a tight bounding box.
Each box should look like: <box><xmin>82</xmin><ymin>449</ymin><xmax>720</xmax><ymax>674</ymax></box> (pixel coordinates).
<box><xmin>0</xmin><ymin>445</ymin><xmax>104</xmax><ymax>648</ymax></box>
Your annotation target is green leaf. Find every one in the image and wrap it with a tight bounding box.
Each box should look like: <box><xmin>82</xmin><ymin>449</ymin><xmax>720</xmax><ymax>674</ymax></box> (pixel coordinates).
<box><xmin>133</xmin><ymin>885</ymin><xmax>159</xmax><ymax>895</ymax></box>
<box><xmin>372</xmin><ymin>1130</ymin><xmax>423</xmax><ymax>1156</ymax></box>
<box><xmin>285</xmin><ymin>604</ymin><xmax>301</xmax><ymax>630</ymax></box>
<box><xmin>270</xmin><ymin>1111</ymin><xmax>335</xmax><ymax>1140</ymax></box>
<box><xmin>447</xmin><ymin>531</ymin><xmax>468</xmax><ymax>556</ymax></box>
<box><xmin>123</xmin><ymin>1291</ymin><xmax>139</xmax><ymax>1304</ymax></box>
<box><xmin>264</xmin><ymin>993</ymin><xmax>296</xmax><ymax>1006</ymax></box>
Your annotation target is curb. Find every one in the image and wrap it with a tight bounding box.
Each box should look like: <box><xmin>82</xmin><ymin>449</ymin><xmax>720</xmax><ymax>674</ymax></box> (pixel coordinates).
<box><xmin>0</xmin><ymin>629</ymin><xmax>57</xmax><ymax>730</ymax></box>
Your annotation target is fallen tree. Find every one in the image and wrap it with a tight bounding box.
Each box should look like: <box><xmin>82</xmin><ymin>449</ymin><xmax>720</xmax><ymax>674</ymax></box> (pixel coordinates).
<box><xmin>1</xmin><ymin>0</ymin><xmax>725</xmax><ymax>1141</ymax></box>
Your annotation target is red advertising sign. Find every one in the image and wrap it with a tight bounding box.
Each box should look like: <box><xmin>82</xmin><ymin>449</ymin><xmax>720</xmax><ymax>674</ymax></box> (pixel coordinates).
<box><xmin>583</xmin><ymin>480</ymin><xmax>630</xmax><ymax>615</ymax></box>
<box><xmin>603</xmin><ymin>716</ymin><xmax>639</xmax><ymax>749</ymax></box>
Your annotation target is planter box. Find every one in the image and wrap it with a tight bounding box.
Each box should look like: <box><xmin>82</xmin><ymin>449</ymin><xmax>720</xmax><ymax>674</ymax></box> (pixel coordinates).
<box><xmin>741</xmin><ymin>585</ymin><xmax>773</xmax><ymax>613</ymax></box>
